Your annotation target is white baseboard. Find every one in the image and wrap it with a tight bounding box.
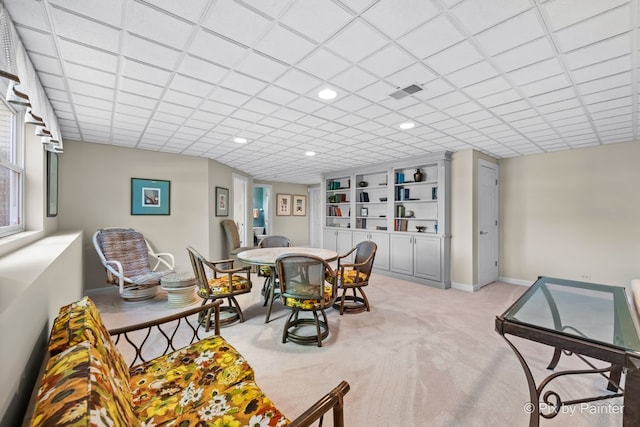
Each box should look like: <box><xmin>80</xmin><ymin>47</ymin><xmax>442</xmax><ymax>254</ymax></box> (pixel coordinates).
<box><xmin>499</xmin><ymin>276</ymin><xmax>532</xmax><ymax>286</ymax></box>
<box><xmin>451</xmin><ymin>281</ymin><xmax>480</xmax><ymax>292</ymax></box>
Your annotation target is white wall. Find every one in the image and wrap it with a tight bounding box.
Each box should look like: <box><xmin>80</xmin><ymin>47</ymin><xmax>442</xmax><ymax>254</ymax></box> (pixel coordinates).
<box><xmin>499</xmin><ymin>140</ymin><xmax>640</xmax><ymax>286</ymax></box>
<box><xmin>0</xmin><ymin>232</ymin><xmax>83</xmax><ymax>426</ymax></box>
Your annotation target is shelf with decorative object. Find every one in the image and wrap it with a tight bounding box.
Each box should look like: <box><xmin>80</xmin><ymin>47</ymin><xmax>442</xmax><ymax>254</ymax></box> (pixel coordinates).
<box><xmin>322</xmin><ymin>152</ymin><xmax>451</xmax><ymax>289</ymax></box>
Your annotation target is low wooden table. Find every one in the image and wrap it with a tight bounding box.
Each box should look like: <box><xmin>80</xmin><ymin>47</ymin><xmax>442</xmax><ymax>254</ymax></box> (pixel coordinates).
<box><xmin>161</xmin><ymin>272</ymin><xmax>197</xmax><ymax>308</ymax></box>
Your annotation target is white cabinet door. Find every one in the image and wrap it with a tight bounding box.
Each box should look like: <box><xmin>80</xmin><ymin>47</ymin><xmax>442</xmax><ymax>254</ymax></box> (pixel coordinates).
<box><xmin>390</xmin><ymin>234</ymin><xmax>413</xmax><ymax>275</ymax></box>
<box><xmin>336</xmin><ymin>229</ymin><xmax>353</xmax><ymax>257</ymax></box>
<box><xmin>414</xmin><ymin>235</ymin><xmax>441</xmax><ymax>281</ymax></box>
<box><xmin>368</xmin><ymin>231</ymin><xmax>389</xmax><ymax>270</ymax></box>
<box><xmin>352</xmin><ymin>231</ymin><xmax>389</xmax><ymax>270</ymax></box>
<box><xmin>323</xmin><ymin>229</ymin><xmax>338</xmax><ymax>251</ymax></box>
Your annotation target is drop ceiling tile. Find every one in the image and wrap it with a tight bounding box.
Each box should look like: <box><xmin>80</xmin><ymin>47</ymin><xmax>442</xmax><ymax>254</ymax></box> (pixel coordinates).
<box><xmin>450</xmin><ymin>0</ymin><xmax>531</xmax><ymax>35</ymax></box>
<box><xmin>474</xmin><ymin>10</ymin><xmax>544</xmax><ymax>56</ymax></box>
<box><xmin>235</xmin><ymin>52</ymin><xmax>289</xmax><ymax>81</ymax></box>
<box><xmin>489</xmin><ymin>99</ymin><xmax>530</xmax><ymax>116</ymax></box>
<box><xmin>68</xmin><ymin>80</ymin><xmax>114</xmax><ymax>100</ymax></box>
<box><xmin>207</xmin><ymin>87</ymin><xmax>250</xmax><ymax>107</ymax></box>
<box><xmin>287</xmin><ymin>96</ymin><xmax>325</xmax><ymax>113</ymax></box>
<box><xmin>398</xmin><ymin>15</ymin><xmax>465</xmax><ymax>59</ymax></box>
<box><xmin>462</xmin><ymin>75</ymin><xmax>511</xmax><ymax>99</ymax></box>
<box><xmin>39</xmin><ymin>73</ymin><xmax>67</xmax><ymax>91</ymax></box>
<box><xmin>330</xmin><ymin>94</ymin><xmax>370</xmax><ymax>112</ymax></box>
<box><xmin>280</xmin><ymin>0</ymin><xmax>353</xmax><ymax>43</ymax></box>
<box><xmin>255</xmin><ymin>24</ymin><xmax>317</xmax><ymax>65</ymax></box>
<box><xmin>519</xmin><ymin>74</ymin><xmax>571</xmax><ymax>97</ymax></box>
<box><xmin>49</xmin><ymin>0</ymin><xmax>125</xmax><ymax>27</ymax></box>
<box><xmin>577</xmin><ymin>72</ymin><xmax>630</xmax><ymax>95</ymax></box>
<box><xmin>189</xmin><ymin>29</ymin><xmax>247</xmax><ymax>68</ymax></box>
<box><xmin>564</xmin><ymin>34</ymin><xmax>630</xmax><ymax>70</ymax></box>
<box><xmin>583</xmin><ymin>86</ymin><xmax>632</xmax><ymax>105</ymax></box>
<box><xmin>542</xmin><ymin>0</ymin><xmax>628</xmax><ymax>31</ymax></box>
<box><xmin>414</xmin><ymin>78</ymin><xmax>455</xmax><ymax>100</ymax></box>
<box><xmin>554</xmin><ymin>6</ymin><xmax>630</xmax><ymax>52</ymax></box>
<box><xmin>536</xmin><ymin>98</ymin><xmax>581</xmax><ymax>114</ymax></box>
<box><xmin>385</xmin><ymin>63</ymin><xmax>438</xmax><ymax>89</ymax></box>
<box><xmin>127</xmin><ymin>1</ymin><xmax>195</xmax><ymax>49</ymax></box>
<box><xmin>476</xmin><ymin>89</ymin><xmax>521</xmax><ymax>108</ymax></box>
<box><xmin>143</xmin><ymin>0</ymin><xmax>211</xmax><ymax>23</ymax></box>
<box><xmin>428</xmin><ymin>91</ymin><xmax>469</xmax><ymax>110</ymax></box>
<box><xmin>50</xmin><ymin>7</ymin><xmax>121</xmax><ymax>53</ymax></box>
<box><xmin>508</xmin><ymin>58</ymin><xmax>564</xmax><ymax>86</ymax></box>
<box><xmin>357</xmin><ymin>80</ymin><xmax>399</xmax><ymax>102</ymax></box>
<box><xmin>156</xmin><ymin>102</ymin><xmax>193</xmax><ymax>118</ymax></box>
<box><xmin>202</xmin><ymin>0</ymin><xmax>273</xmax><ymax>47</ymax></box>
<box><xmin>58</xmin><ymin>39</ymin><xmax>118</xmax><ymax>73</ymax></box>
<box><xmin>492</xmin><ymin>37</ymin><xmax>555</xmax><ymax>72</ymax></box>
<box><xmin>125</xmin><ymin>34</ymin><xmax>181</xmax><ymax>69</ymax></box>
<box><xmin>163</xmin><ymin>90</ymin><xmax>203</xmax><ymax>108</ymax></box>
<box><xmin>170</xmin><ymin>74</ymin><xmax>216</xmax><ymax>97</ymax></box>
<box><xmin>448</xmin><ymin>61</ymin><xmax>500</xmax><ymax>89</ymax></box>
<box><xmin>425</xmin><ymin>41</ymin><xmax>483</xmax><ymax>75</ymax></box>
<box><xmin>586</xmin><ymin>96</ymin><xmax>632</xmax><ymax>112</ymax></box>
<box><xmin>571</xmin><ymin>56</ymin><xmax>631</xmax><ymax>83</ymax></box>
<box><xmin>335</xmin><ymin>114</ymin><xmax>367</xmax><ymax>126</ymax></box>
<box><xmin>221</xmin><ymin>72</ymin><xmax>269</xmax><ymax>96</ymax></box>
<box><xmin>122</xmin><ymin>59</ymin><xmax>172</xmax><ymax>86</ymax></box>
<box><xmin>331</xmin><ymin>66</ymin><xmax>379</xmax><ymax>92</ymax></box>
<box><xmin>258</xmin><ymin>85</ymin><xmax>300</xmax><ymax>104</ymax></box>
<box><xmin>65</xmin><ymin>62</ymin><xmax>116</xmax><ymax>87</ymax></box>
<box><xmin>177</xmin><ymin>55</ymin><xmax>228</xmax><ymax>84</ymax></box>
<box><xmin>120</xmin><ymin>77</ymin><xmax>164</xmax><ymax>98</ymax></box>
<box><xmin>363</xmin><ymin>0</ymin><xmax>439</xmax><ymax>39</ymax></box>
<box><xmin>275</xmin><ymin>69</ymin><xmax>323</xmax><ymax>94</ymax></box>
<box><xmin>44</xmin><ymin>87</ymin><xmax>71</xmax><ymax>103</ymax></box>
<box><xmin>271</xmin><ymin>107</ymin><xmax>306</xmax><ymax>122</ymax></box>
<box><xmin>325</xmin><ymin>20</ymin><xmax>388</xmax><ymax>62</ymax></box>
<box><xmin>359</xmin><ymin>45</ymin><xmax>417</xmax><ymax>79</ymax></box>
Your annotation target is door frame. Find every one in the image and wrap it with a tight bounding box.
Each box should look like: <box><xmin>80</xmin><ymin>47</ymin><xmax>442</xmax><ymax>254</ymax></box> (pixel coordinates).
<box><xmin>233</xmin><ymin>173</ymin><xmax>249</xmax><ymax>247</ymax></box>
<box><xmin>477</xmin><ymin>159</ymin><xmax>499</xmax><ymax>288</ymax></box>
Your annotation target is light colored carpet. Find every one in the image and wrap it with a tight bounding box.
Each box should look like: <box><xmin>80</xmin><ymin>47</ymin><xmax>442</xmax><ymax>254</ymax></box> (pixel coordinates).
<box><xmin>92</xmin><ymin>274</ymin><xmax>623</xmax><ymax>426</ymax></box>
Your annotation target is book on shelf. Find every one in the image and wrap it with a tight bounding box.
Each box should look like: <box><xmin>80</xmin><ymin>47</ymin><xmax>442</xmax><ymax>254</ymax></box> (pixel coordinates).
<box><xmin>358</xmin><ymin>191</ymin><xmax>369</xmax><ymax>202</ymax></box>
<box><xmin>394</xmin><ymin>219</ymin><xmax>408</xmax><ymax>231</ymax></box>
<box><xmin>432</xmin><ymin>186</ymin><xmax>438</xmax><ymax>200</ymax></box>
<box><xmin>395</xmin><ymin>172</ymin><xmax>405</xmax><ymax>184</ymax></box>
<box><xmin>328</xmin><ymin>205</ymin><xmax>343</xmax><ymax>216</ymax></box>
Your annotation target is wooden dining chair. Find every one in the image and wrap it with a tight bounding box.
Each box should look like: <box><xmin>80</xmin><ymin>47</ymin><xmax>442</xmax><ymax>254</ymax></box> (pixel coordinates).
<box><xmin>275</xmin><ymin>254</ymin><xmax>337</xmax><ymax>347</ymax></box>
<box><xmin>187</xmin><ymin>246</ymin><xmax>252</xmax><ymax>327</ymax></box>
<box><xmin>258</xmin><ymin>235</ymin><xmax>292</xmax><ymax>323</ymax></box>
<box><xmin>332</xmin><ymin>241</ymin><xmax>377</xmax><ymax>315</ymax></box>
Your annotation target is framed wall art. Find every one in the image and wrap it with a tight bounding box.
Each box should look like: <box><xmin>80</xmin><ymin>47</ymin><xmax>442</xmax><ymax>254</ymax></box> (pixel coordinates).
<box><xmin>215</xmin><ymin>186</ymin><xmax>229</xmax><ymax>217</ymax></box>
<box><xmin>131</xmin><ymin>178</ymin><xmax>171</xmax><ymax>215</ymax></box>
<box><xmin>46</xmin><ymin>151</ymin><xmax>58</xmax><ymax>217</ymax></box>
<box><xmin>276</xmin><ymin>193</ymin><xmax>291</xmax><ymax>216</ymax></box>
<box><xmin>292</xmin><ymin>194</ymin><xmax>306</xmax><ymax>216</ymax></box>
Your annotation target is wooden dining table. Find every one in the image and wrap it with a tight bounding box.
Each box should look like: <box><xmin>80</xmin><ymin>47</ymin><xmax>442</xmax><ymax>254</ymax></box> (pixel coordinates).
<box><xmin>237</xmin><ymin>246</ymin><xmax>338</xmax><ymax>322</ymax></box>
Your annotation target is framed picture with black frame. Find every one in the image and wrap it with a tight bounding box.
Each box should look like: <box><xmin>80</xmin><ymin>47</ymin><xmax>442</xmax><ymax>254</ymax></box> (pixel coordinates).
<box><xmin>46</xmin><ymin>151</ymin><xmax>58</xmax><ymax>217</ymax></box>
<box><xmin>131</xmin><ymin>178</ymin><xmax>171</xmax><ymax>215</ymax></box>
<box><xmin>215</xmin><ymin>186</ymin><xmax>229</xmax><ymax>217</ymax></box>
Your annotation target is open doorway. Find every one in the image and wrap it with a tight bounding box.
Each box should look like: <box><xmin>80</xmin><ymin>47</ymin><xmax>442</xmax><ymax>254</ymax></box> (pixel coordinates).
<box><xmin>253</xmin><ymin>184</ymin><xmax>272</xmax><ymax>243</ymax></box>
<box><xmin>233</xmin><ymin>174</ymin><xmax>249</xmax><ymax>247</ymax></box>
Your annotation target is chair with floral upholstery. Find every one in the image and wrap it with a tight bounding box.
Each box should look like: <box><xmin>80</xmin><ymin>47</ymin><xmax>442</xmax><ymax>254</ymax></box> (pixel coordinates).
<box><xmin>332</xmin><ymin>241</ymin><xmax>377</xmax><ymax>315</ymax></box>
<box><xmin>187</xmin><ymin>246</ymin><xmax>252</xmax><ymax>327</ymax></box>
<box><xmin>275</xmin><ymin>254</ymin><xmax>337</xmax><ymax>347</ymax></box>
<box><xmin>257</xmin><ymin>235</ymin><xmax>292</xmax><ymax>322</ymax></box>
<box><xmin>221</xmin><ymin>219</ymin><xmax>256</xmax><ymax>267</ymax></box>
<box><xmin>93</xmin><ymin>228</ymin><xmax>175</xmax><ymax>301</ymax></box>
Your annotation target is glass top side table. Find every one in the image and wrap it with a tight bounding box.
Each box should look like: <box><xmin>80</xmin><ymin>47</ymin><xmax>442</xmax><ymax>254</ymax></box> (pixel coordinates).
<box><xmin>496</xmin><ymin>276</ymin><xmax>640</xmax><ymax>426</ymax></box>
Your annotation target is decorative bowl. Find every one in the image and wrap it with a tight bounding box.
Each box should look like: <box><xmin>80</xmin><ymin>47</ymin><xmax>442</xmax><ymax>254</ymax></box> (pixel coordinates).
<box><xmin>416</xmin><ymin>226</ymin><xmax>426</xmax><ymax>233</ymax></box>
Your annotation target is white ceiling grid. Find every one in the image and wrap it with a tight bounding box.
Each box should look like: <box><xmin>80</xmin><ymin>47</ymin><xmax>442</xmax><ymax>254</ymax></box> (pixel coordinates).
<box><xmin>2</xmin><ymin>0</ymin><xmax>638</xmax><ymax>183</ymax></box>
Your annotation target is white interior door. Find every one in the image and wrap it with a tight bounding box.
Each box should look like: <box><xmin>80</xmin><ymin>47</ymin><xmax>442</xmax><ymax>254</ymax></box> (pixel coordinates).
<box><xmin>233</xmin><ymin>174</ymin><xmax>248</xmax><ymax>246</ymax></box>
<box><xmin>478</xmin><ymin>160</ymin><xmax>499</xmax><ymax>287</ymax></box>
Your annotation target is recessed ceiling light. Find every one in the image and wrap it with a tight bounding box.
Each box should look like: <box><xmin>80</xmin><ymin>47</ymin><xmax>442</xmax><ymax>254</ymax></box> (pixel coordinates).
<box><xmin>317</xmin><ymin>88</ymin><xmax>337</xmax><ymax>100</ymax></box>
<box><xmin>233</xmin><ymin>137</ymin><xmax>247</xmax><ymax>143</ymax></box>
<box><xmin>399</xmin><ymin>122</ymin><xmax>415</xmax><ymax>130</ymax></box>
<box><xmin>305</xmin><ymin>151</ymin><xmax>316</xmax><ymax>156</ymax></box>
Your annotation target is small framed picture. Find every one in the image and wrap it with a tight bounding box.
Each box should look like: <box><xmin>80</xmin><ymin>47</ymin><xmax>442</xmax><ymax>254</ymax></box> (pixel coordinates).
<box><xmin>361</xmin><ymin>207</ymin><xmax>368</xmax><ymax>217</ymax></box>
<box><xmin>215</xmin><ymin>186</ymin><xmax>229</xmax><ymax>217</ymax></box>
<box><xmin>276</xmin><ymin>194</ymin><xmax>291</xmax><ymax>216</ymax></box>
<box><xmin>292</xmin><ymin>194</ymin><xmax>307</xmax><ymax>216</ymax></box>
<box><xmin>131</xmin><ymin>178</ymin><xmax>170</xmax><ymax>215</ymax></box>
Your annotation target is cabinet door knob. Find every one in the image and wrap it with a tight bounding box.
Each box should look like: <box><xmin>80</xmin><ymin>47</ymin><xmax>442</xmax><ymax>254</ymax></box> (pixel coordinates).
<box><xmin>480</xmin><ymin>231</ymin><xmax>488</xmax><ymax>235</ymax></box>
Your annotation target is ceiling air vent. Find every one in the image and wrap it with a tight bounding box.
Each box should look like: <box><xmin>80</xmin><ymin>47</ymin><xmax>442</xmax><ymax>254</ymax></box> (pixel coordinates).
<box><xmin>389</xmin><ymin>84</ymin><xmax>423</xmax><ymax>100</ymax></box>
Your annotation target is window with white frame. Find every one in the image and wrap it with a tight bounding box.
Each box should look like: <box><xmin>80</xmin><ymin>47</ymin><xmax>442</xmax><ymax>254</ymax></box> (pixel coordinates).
<box><xmin>0</xmin><ymin>96</ymin><xmax>22</xmax><ymax>237</ymax></box>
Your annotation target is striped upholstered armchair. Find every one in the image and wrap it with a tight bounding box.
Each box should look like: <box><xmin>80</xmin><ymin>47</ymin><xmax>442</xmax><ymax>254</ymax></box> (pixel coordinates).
<box><xmin>92</xmin><ymin>228</ymin><xmax>175</xmax><ymax>301</ymax></box>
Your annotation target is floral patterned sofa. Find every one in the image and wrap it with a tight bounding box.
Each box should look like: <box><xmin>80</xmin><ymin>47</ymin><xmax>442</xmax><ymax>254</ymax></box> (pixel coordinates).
<box><xmin>25</xmin><ymin>297</ymin><xmax>349</xmax><ymax>427</ymax></box>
